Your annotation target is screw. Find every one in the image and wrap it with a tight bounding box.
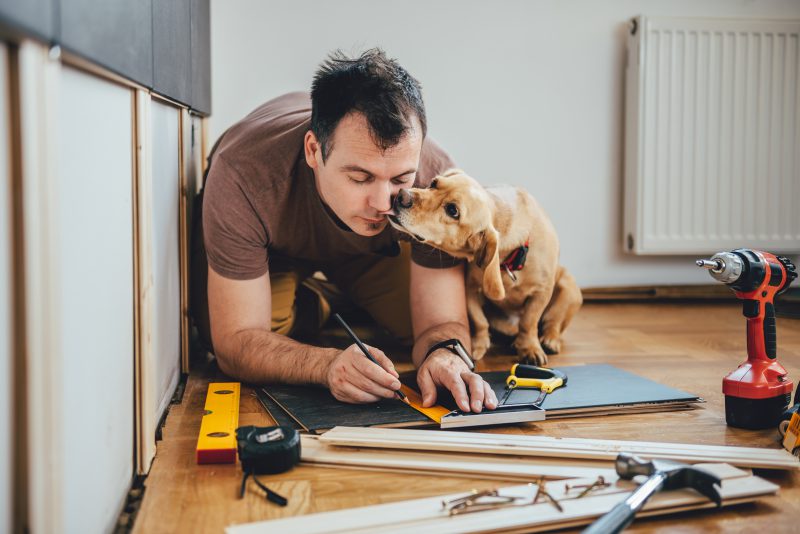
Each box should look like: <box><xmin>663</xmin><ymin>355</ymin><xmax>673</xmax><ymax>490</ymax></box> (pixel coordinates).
<box><xmin>564</xmin><ymin>476</ymin><xmax>609</xmax><ymax>498</ymax></box>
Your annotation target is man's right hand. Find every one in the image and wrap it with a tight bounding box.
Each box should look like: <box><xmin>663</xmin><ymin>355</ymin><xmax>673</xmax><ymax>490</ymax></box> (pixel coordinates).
<box><xmin>326</xmin><ymin>344</ymin><xmax>402</xmax><ymax>403</ymax></box>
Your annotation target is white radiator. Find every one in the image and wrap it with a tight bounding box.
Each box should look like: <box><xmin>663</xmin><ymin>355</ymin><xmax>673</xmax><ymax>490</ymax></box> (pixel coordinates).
<box><xmin>624</xmin><ymin>16</ymin><xmax>800</xmax><ymax>255</ymax></box>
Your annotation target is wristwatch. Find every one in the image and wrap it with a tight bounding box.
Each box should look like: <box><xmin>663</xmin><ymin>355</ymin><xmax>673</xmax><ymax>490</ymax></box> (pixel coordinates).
<box><xmin>424</xmin><ymin>338</ymin><xmax>475</xmax><ymax>371</ymax></box>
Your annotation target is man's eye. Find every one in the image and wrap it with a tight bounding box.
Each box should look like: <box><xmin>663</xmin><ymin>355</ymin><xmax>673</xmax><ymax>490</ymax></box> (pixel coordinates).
<box><xmin>348</xmin><ymin>175</ymin><xmax>370</xmax><ymax>184</ymax></box>
<box><xmin>445</xmin><ymin>203</ymin><xmax>459</xmax><ymax>219</ymax></box>
<box><xmin>392</xmin><ymin>178</ymin><xmax>411</xmax><ymax>185</ymax></box>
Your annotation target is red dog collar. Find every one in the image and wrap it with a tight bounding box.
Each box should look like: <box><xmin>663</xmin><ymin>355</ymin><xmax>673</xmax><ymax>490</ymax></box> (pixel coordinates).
<box><xmin>500</xmin><ymin>240</ymin><xmax>529</xmax><ymax>278</ymax></box>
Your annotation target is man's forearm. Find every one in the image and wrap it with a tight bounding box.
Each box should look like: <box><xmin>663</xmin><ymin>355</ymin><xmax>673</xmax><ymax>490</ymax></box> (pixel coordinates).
<box><xmin>215</xmin><ymin>328</ymin><xmax>339</xmax><ymax>385</ymax></box>
<box><xmin>412</xmin><ymin>321</ymin><xmax>471</xmax><ymax>368</ymax></box>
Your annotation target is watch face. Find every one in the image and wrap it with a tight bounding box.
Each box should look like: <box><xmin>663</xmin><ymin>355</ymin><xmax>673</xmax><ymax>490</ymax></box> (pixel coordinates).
<box><xmin>439</xmin><ymin>339</ymin><xmax>475</xmax><ymax>371</ymax></box>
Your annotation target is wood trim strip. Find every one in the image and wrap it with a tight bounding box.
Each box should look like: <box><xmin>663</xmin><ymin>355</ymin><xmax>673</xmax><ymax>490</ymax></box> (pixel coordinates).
<box><xmin>300</xmin><ymin>436</ymin><xmax>617</xmax><ymax>481</ymax></box>
<box><xmin>320</xmin><ymin>427</ymin><xmax>799</xmax><ymax>470</ymax></box>
<box><xmin>323</xmin><ymin>426</ymin><xmax>793</xmax><ymax>457</ymax></box>
<box><xmin>8</xmin><ymin>40</ymin><xmax>29</xmax><ymax>534</ymax></box>
<box><xmin>133</xmin><ymin>88</ymin><xmax>156</xmax><ymax>475</ymax></box>
<box><xmin>17</xmin><ymin>40</ymin><xmax>63</xmax><ymax>533</ymax></box>
<box><xmin>178</xmin><ymin>108</ymin><xmax>190</xmax><ymax>373</ymax></box>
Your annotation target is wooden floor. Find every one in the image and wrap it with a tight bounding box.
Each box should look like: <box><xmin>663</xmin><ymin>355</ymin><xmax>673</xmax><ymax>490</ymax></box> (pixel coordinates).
<box><xmin>133</xmin><ymin>302</ymin><xmax>800</xmax><ymax>533</ymax></box>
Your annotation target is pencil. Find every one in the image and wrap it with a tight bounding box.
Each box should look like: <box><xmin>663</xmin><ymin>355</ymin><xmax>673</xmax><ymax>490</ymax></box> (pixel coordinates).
<box><xmin>333</xmin><ymin>313</ymin><xmax>410</xmax><ymax>404</ymax></box>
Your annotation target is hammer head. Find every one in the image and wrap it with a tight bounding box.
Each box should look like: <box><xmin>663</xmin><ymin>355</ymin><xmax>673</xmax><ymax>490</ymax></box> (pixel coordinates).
<box><xmin>615</xmin><ymin>453</ymin><xmax>723</xmax><ymax>506</ymax></box>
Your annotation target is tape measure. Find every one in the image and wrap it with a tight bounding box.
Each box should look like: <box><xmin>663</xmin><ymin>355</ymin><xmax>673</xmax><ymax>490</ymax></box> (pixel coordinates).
<box><xmin>781</xmin><ymin>413</ymin><xmax>800</xmax><ymax>457</ymax></box>
<box><xmin>236</xmin><ymin>425</ymin><xmax>301</xmax><ymax>474</ymax></box>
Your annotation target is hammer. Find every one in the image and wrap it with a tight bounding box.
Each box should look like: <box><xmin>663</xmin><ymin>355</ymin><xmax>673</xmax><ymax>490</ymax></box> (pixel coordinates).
<box><xmin>582</xmin><ymin>453</ymin><xmax>722</xmax><ymax>534</ymax></box>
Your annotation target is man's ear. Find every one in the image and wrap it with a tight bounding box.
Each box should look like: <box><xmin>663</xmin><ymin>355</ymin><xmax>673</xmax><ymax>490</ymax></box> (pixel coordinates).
<box><xmin>469</xmin><ymin>228</ymin><xmax>505</xmax><ymax>301</ymax></box>
<box><xmin>304</xmin><ymin>130</ymin><xmax>322</xmax><ymax>170</ymax></box>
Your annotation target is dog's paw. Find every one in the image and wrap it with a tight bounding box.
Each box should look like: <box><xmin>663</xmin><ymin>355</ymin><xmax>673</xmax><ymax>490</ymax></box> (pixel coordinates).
<box><xmin>513</xmin><ymin>337</ymin><xmax>548</xmax><ymax>366</ymax></box>
<box><xmin>471</xmin><ymin>334</ymin><xmax>491</xmax><ymax>360</ymax></box>
<box><xmin>540</xmin><ymin>334</ymin><xmax>562</xmax><ymax>355</ymax></box>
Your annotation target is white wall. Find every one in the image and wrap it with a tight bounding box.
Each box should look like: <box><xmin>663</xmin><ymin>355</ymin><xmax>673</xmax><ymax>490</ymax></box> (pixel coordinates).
<box><xmin>210</xmin><ymin>0</ymin><xmax>800</xmax><ymax>288</ymax></box>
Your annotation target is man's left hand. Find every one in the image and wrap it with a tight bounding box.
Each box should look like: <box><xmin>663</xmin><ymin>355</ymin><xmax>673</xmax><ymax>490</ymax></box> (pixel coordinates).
<box><xmin>416</xmin><ymin>350</ymin><xmax>498</xmax><ymax>412</ymax></box>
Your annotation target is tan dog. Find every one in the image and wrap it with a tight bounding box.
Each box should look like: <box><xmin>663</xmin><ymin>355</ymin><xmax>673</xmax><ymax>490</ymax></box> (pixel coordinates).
<box><xmin>389</xmin><ymin>169</ymin><xmax>582</xmax><ymax>364</ymax></box>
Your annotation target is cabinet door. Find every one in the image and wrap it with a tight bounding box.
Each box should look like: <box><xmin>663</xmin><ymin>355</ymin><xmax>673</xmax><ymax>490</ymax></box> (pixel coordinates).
<box><xmin>57</xmin><ymin>65</ymin><xmax>134</xmax><ymax>534</ymax></box>
<box><xmin>150</xmin><ymin>98</ymin><xmax>181</xmax><ymax>423</ymax></box>
<box><xmin>0</xmin><ymin>40</ymin><xmax>13</xmax><ymax>534</ymax></box>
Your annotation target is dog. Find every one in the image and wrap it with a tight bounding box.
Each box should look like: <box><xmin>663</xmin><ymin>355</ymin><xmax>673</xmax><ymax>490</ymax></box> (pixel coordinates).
<box><xmin>389</xmin><ymin>169</ymin><xmax>582</xmax><ymax>365</ymax></box>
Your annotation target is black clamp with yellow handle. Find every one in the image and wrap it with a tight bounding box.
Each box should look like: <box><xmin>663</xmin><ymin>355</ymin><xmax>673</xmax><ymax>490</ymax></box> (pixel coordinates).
<box><xmin>502</xmin><ymin>364</ymin><xmax>568</xmax><ymax>406</ymax></box>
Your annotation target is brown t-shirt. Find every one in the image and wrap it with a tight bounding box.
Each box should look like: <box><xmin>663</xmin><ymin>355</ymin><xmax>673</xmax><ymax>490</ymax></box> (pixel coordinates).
<box><xmin>199</xmin><ymin>91</ymin><xmax>461</xmax><ymax>285</ymax></box>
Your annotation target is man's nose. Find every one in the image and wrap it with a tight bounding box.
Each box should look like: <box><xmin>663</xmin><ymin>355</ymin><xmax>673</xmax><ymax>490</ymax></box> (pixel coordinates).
<box><xmin>370</xmin><ymin>181</ymin><xmax>394</xmax><ymax>212</ymax></box>
<box><xmin>394</xmin><ymin>188</ymin><xmax>413</xmax><ymax>210</ymax></box>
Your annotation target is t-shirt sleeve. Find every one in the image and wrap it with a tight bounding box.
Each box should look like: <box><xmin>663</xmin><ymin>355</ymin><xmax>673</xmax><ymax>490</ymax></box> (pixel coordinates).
<box><xmin>202</xmin><ymin>155</ymin><xmax>271</xmax><ymax>280</ymax></box>
<box><xmin>409</xmin><ymin>137</ymin><xmax>465</xmax><ymax>269</ymax></box>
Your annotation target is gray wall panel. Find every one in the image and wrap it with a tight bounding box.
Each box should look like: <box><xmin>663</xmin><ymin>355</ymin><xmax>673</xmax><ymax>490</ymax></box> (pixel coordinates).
<box><xmin>60</xmin><ymin>0</ymin><xmax>153</xmax><ymax>87</ymax></box>
<box><xmin>0</xmin><ymin>0</ymin><xmax>55</xmax><ymax>41</ymax></box>
<box><xmin>190</xmin><ymin>0</ymin><xmax>210</xmax><ymax>115</ymax></box>
<box><xmin>153</xmin><ymin>0</ymin><xmax>191</xmax><ymax>105</ymax></box>
<box><xmin>0</xmin><ymin>0</ymin><xmax>210</xmax><ymax>113</ymax></box>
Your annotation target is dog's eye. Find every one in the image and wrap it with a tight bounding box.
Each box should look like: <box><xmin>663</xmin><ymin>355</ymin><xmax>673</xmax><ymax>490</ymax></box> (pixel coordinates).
<box><xmin>430</xmin><ymin>178</ymin><xmax>438</xmax><ymax>189</ymax></box>
<box><xmin>445</xmin><ymin>203</ymin><xmax>459</xmax><ymax>219</ymax></box>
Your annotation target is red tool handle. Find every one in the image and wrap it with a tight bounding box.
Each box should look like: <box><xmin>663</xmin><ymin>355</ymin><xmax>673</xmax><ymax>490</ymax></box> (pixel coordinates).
<box><xmin>741</xmin><ymin>298</ymin><xmax>777</xmax><ymax>361</ymax></box>
<box><xmin>735</xmin><ymin>251</ymin><xmax>787</xmax><ymax>362</ymax></box>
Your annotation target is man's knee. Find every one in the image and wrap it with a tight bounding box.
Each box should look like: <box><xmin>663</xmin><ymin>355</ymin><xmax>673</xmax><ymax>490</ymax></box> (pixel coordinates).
<box><xmin>269</xmin><ymin>271</ymin><xmax>300</xmax><ymax>336</ymax></box>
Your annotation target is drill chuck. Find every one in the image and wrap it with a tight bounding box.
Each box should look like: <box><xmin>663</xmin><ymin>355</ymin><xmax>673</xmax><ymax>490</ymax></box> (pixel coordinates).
<box><xmin>696</xmin><ymin>252</ymin><xmax>744</xmax><ymax>284</ymax></box>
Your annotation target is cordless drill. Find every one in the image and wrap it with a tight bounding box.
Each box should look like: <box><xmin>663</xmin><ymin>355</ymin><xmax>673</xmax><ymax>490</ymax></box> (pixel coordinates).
<box><xmin>697</xmin><ymin>249</ymin><xmax>797</xmax><ymax>429</ymax></box>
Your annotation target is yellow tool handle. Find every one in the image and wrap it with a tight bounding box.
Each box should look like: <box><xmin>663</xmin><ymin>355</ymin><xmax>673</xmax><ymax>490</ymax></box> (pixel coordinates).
<box><xmin>537</xmin><ymin>377</ymin><xmax>564</xmax><ymax>393</ymax></box>
<box><xmin>507</xmin><ymin>364</ymin><xmax>568</xmax><ymax>393</ymax></box>
<box><xmin>507</xmin><ymin>375</ymin><xmax>563</xmax><ymax>391</ymax></box>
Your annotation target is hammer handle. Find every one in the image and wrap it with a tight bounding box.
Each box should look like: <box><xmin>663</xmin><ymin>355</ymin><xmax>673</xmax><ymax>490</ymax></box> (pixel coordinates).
<box><xmin>582</xmin><ymin>502</ymin><xmax>635</xmax><ymax>534</ymax></box>
<box><xmin>583</xmin><ymin>473</ymin><xmax>667</xmax><ymax>534</ymax></box>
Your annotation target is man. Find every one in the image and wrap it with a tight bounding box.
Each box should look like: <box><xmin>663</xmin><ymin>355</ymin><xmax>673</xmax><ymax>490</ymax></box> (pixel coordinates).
<box><xmin>191</xmin><ymin>48</ymin><xmax>497</xmax><ymax>412</ymax></box>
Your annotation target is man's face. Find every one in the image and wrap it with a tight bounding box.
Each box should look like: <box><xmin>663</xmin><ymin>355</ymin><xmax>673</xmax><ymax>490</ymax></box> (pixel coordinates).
<box><xmin>304</xmin><ymin>112</ymin><xmax>423</xmax><ymax>236</ymax></box>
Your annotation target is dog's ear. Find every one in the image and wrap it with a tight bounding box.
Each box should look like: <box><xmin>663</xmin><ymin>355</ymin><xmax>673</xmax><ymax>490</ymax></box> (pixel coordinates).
<box><xmin>469</xmin><ymin>228</ymin><xmax>505</xmax><ymax>301</ymax></box>
<box><xmin>441</xmin><ymin>168</ymin><xmax>464</xmax><ymax>178</ymax></box>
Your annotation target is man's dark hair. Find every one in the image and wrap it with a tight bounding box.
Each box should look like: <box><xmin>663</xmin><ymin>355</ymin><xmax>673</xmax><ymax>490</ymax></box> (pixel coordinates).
<box><xmin>310</xmin><ymin>48</ymin><xmax>427</xmax><ymax>161</ymax></box>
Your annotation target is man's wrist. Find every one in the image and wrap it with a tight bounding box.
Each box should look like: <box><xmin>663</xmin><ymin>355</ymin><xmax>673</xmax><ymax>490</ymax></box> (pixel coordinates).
<box><xmin>412</xmin><ymin>321</ymin><xmax>471</xmax><ymax>367</ymax></box>
<box><xmin>314</xmin><ymin>347</ymin><xmax>343</xmax><ymax>387</ymax></box>
<box><xmin>423</xmin><ymin>338</ymin><xmax>475</xmax><ymax>370</ymax></box>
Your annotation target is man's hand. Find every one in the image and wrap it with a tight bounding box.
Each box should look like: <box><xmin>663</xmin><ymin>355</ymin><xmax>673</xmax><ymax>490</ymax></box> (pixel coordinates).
<box><xmin>417</xmin><ymin>350</ymin><xmax>498</xmax><ymax>412</ymax></box>
<box><xmin>326</xmin><ymin>343</ymin><xmax>402</xmax><ymax>403</ymax></box>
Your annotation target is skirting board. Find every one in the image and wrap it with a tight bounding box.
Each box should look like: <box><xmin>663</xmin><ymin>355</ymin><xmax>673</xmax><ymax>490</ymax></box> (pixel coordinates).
<box><xmin>320</xmin><ymin>427</ymin><xmax>799</xmax><ymax>470</ymax></box>
<box><xmin>581</xmin><ymin>284</ymin><xmax>734</xmax><ymax>301</ymax></box>
<box><xmin>226</xmin><ymin>463</ymin><xmax>776</xmax><ymax>534</ymax></box>
<box><xmin>300</xmin><ymin>435</ymin><xmax>618</xmax><ymax>481</ymax></box>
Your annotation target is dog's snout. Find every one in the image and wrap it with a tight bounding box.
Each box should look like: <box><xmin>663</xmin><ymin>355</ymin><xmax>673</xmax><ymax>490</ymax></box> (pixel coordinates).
<box><xmin>394</xmin><ymin>188</ymin><xmax>413</xmax><ymax>210</ymax></box>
